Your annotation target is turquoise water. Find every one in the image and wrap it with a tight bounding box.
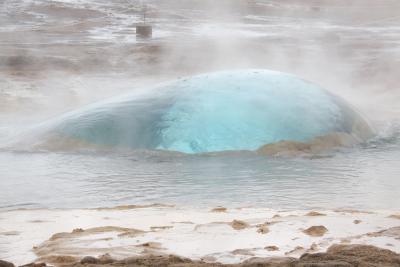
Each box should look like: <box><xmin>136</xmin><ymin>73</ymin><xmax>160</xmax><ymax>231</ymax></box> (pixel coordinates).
<box><xmin>41</xmin><ymin>70</ymin><xmax>371</xmax><ymax>153</ymax></box>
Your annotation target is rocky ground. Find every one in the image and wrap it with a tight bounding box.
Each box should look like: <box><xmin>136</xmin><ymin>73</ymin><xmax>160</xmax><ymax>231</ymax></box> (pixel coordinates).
<box><xmin>2</xmin><ymin>244</ymin><xmax>400</xmax><ymax>267</ymax></box>
<box><xmin>1</xmin><ymin>207</ymin><xmax>400</xmax><ymax>266</ymax></box>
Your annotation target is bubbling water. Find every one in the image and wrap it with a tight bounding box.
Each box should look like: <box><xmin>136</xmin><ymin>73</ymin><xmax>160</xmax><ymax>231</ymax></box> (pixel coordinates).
<box><xmin>25</xmin><ymin>70</ymin><xmax>373</xmax><ymax>154</ymax></box>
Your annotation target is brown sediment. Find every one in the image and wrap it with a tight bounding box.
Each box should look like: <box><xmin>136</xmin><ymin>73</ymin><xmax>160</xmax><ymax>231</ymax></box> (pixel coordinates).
<box><xmin>298</xmin><ymin>244</ymin><xmax>400</xmax><ymax>266</ymax></box>
<box><xmin>33</xmin><ymin>226</ymin><xmax>146</xmax><ymax>262</ymax></box>
<box><xmin>263</xmin><ymin>220</ymin><xmax>281</xmax><ymax>226</ymax></box>
<box><xmin>256</xmin><ymin>224</ymin><xmax>269</xmax><ymax>234</ymax></box>
<box><xmin>336</xmin><ymin>226</ymin><xmax>400</xmax><ymax>244</ymax></box>
<box><xmin>33</xmin><ymin>255</ymin><xmax>77</xmax><ymax>265</ymax></box>
<box><xmin>302</xmin><ymin>226</ymin><xmax>328</xmax><ymax>237</ymax></box>
<box><xmin>305</xmin><ymin>211</ymin><xmax>326</xmax><ymax>217</ymax></box>
<box><xmin>20</xmin><ymin>263</ymin><xmax>46</xmax><ymax>267</ymax></box>
<box><xmin>136</xmin><ymin>242</ymin><xmax>163</xmax><ymax>250</ymax></box>
<box><xmin>28</xmin><ymin>220</ymin><xmax>48</xmax><ymax>223</ymax></box>
<box><xmin>48</xmin><ymin>226</ymin><xmax>144</xmax><ymax>241</ymax></box>
<box><xmin>0</xmin><ymin>231</ymin><xmax>20</xmax><ymax>236</ymax></box>
<box><xmin>264</xmin><ymin>245</ymin><xmax>279</xmax><ymax>251</ymax></box>
<box><xmin>150</xmin><ymin>225</ymin><xmax>174</xmax><ymax>231</ymax></box>
<box><xmin>171</xmin><ymin>221</ymin><xmax>195</xmax><ymax>224</ymax></box>
<box><xmin>210</xmin><ymin>207</ymin><xmax>227</xmax><ymax>213</ymax></box>
<box><xmin>196</xmin><ymin>220</ymin><xmax>251</xmax><ymax>231</ymax></box>
<box><xmin>257</xmin><ymin>132</ymin><xmax>359</xmax><ymax>157</ymax></box>
<box><xmin>78</xmin><ymin>254</ymin><xmax>114</xmax><ymax>265</ymax></box>
<box><xmin>230</xmin><ymin>220</ymin><xmax>250</xmax><ymax>230</ymax></box>
<box><xmin>31</xmin><ymin>134</ymin><xmax>109</xmax><ymax>152</ymax></box>
<box><xmin>340</xmin><ymin>238</ymin><xmax>352</xmax><ymax>244</ymax></box>
<box><xmin>0</xmin><ymin>260</ymin><xmax>15</xmax><ymax>267</ymax></box>
<box><xmin>200</xmin><ymin>256</ymin><xmax>217</xmax><ymax>262</ymax></box>
<box><xmin>333</xmin><ymin>209</ymin><xmax>374</xmax><ymax>214</ymax></box>
<box><xmin>366</xmin><ymin>226</ymin><xmax>400</xmax><ymax>239</ymax></box>
<box><xmin>80</xmin><ymin>257</ymin><xmax>98</xmax><ymax>264</ymax></box>
<box><xmin>389</xmin><ymin>214</ymin><xmax>400</xmax><ymax>220</ymax></box>
<box><xmin>118</xmin><ymin>255</ymin><xmax>194</xmax><ymax>266</ymax></box>
<box><xmin>194</xmin><ymin>222</ymin><xmax>228</xmax><ymax>231</ymax></box>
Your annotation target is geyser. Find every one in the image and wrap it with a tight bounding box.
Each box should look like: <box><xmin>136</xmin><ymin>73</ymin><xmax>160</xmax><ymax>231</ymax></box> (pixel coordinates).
<box><xmin>37</xmin><ymin>70</ymin><xmax>372</xmax><ymax>153</ymax></box>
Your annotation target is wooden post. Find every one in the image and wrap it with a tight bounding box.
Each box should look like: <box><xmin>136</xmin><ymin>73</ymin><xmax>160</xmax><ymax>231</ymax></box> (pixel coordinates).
<box><xmin>136</xmin><ymin>25</ymin><xmax>152</xmax><ymax>38</ymax></box>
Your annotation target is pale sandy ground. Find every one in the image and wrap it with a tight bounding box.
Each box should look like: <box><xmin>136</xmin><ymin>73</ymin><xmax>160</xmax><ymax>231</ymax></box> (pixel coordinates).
<box><xmin>1</xmin><ymin>205</ymin><xmax>400</xmax><ymax>265</ymax></box>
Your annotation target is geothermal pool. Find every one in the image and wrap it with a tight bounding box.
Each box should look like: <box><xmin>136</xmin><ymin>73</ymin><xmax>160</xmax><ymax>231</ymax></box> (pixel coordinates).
<box><xmin>0</xmin><ymin>70</ymin><xmax>399</xmax><ymax>211</ymax></box>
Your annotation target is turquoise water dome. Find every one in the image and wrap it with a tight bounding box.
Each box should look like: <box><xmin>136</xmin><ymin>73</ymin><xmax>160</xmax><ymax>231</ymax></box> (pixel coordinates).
<box><xmin>49</xmin><ymin>70</ymin><xmax>372</xmax><ymax>153</ymax></box>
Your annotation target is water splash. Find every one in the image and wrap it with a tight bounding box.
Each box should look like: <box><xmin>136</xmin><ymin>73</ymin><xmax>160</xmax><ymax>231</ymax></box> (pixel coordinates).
<box><xmin>23</xmin><ymin>70</ymin><xmax>373</xmax><ymax>154</ymax></box>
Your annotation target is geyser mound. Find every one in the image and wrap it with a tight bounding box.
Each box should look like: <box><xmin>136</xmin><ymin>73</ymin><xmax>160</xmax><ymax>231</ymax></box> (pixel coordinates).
<box><xmin>31</xmin><ymin>70</ymin><xmax>373</xmax><ymax>154</ymax></box>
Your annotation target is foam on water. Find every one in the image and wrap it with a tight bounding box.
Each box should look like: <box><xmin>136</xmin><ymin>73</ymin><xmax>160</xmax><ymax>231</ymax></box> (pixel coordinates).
<box><xmin>23</xmin><ymin>70</ymin><xmax>372</xmax><ymax>154</ymax></box>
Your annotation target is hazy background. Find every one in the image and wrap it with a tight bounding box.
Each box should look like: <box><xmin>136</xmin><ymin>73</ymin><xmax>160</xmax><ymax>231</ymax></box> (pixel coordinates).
<box><xmin>1</xmin><ymin>0</ymin><xmax>400</xmax><ymax>138</ymax></box>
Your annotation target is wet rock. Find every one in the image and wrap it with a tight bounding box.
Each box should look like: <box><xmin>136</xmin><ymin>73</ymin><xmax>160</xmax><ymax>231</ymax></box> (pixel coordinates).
<box><xmin>78</xmin><ymin>255</ymin><xmax>114</xmax><ymax>265</ymax></box>
<box><xmin>230</xmin><ymin>220</ymin><xmax>249</xmax><ymax>230</ymax></box>
<box><xmin>80</xmin><ymin>256</ymin><xmax>98</xmax><ymax>264</ymax></box>
<box><xmin>20</xmin><ymin>263</ymin><xmax>46</xmax><ymax>267</ymax></box>
<box><xmin>0</xmin><ymin>260</ymin><xmax>15</xmax><ymax>267</ymax></box>
<box><xmin>121</xmin><ymin>254</ymin><xmax>192</xmax><ymax>265</ymax></box>
<box><xmin>298</xmin><ymin>244</ymin><xmax>400</xmax><ymax>266</ymax></box>
<box><xmin>41</xmin><ymin>245</ymin><xmax>400</xmax><ymax>266</ymax></box>
<box><xmin>302</xmin><ymin>226</ymin><xmax>328</xmax><ymax>237</ymax></box>
<box><xmin>297</xmin><ymin>258</ymin><xmax>352</xmax><ymax>267</ymax></box>
<box><xmin>97</xmin><ymin>254</ymin><xmax>114</xmax><ymax>264</ymax></box>
<box><xmin>36</xmin><ymin>255</ymin><xmax>76</xmax><ymax>265</ymax></box>
<box><xmin>241</xmin><ymin>256</ymin><xmax>296</xmax><ymax>266</ymax></box>
<box><xmin>305</xmin><ymin>211</ymin><xmax>326</xmax><ymax>217</ymax></box>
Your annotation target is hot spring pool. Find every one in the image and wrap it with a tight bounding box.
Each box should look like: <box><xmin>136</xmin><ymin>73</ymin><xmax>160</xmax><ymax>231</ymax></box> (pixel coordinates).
<box><xmin>1</xmin><ymin>70</ymin><xmax>399</xmax><ymax>212</ymax></box>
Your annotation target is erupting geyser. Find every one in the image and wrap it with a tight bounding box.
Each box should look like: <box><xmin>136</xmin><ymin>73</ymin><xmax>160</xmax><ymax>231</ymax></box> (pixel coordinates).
<box><xmin>35</xmin><ymin>70</ymin><xmax>373</xmax><ymax>153</ymax></box>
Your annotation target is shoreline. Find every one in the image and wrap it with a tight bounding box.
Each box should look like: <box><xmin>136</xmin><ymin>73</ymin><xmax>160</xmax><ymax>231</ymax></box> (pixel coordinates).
<box><xmin>2</xmin><ymin>244</ymin><xmax>400</xmax><ymax>267</ymax></box>
<box><xmin>1</xmin><ymin>205</ymin><xmax>400</xmax><ymax>266</ymax></box>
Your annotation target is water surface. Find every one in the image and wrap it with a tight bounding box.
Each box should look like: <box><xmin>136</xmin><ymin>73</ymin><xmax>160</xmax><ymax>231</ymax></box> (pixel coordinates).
<box><xmin>1</xmin><ymin>133</ymin><xmax>399</xmax><ymax>211</ymax></box>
